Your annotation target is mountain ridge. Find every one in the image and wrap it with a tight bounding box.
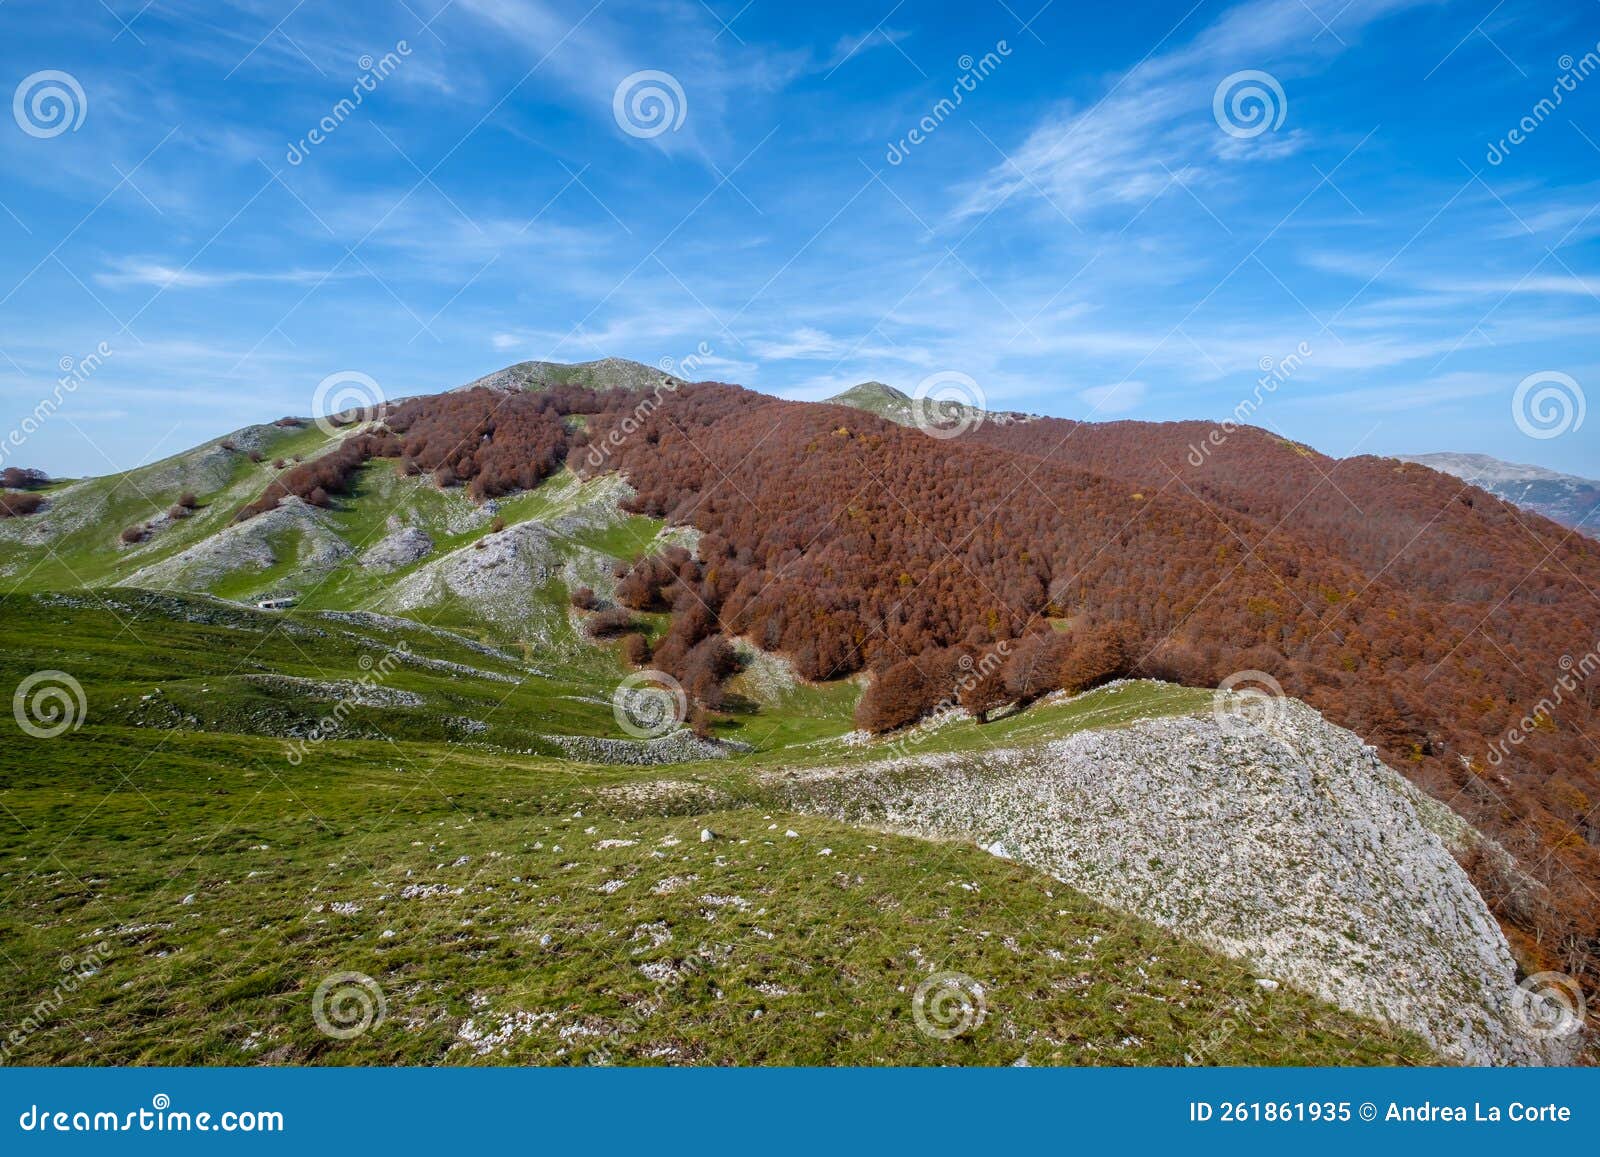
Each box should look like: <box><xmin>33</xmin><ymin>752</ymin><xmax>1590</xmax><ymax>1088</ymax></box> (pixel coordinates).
<box><xmin>3</xmin><ymin>357</ymin><xmax>1598</xmax><ymax>1038</ymax></box>
<box><xmin>1396</xmin><ymin>451</ymin><xmax>1599</xmax><ymax>537</ymax></box>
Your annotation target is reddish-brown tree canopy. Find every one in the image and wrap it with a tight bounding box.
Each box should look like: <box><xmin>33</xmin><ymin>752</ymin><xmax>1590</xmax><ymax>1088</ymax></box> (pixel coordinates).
<box><xmin>223</xmin><ymin>377</ymin><xmax>1600</xmax><ymax>978</ymax></box>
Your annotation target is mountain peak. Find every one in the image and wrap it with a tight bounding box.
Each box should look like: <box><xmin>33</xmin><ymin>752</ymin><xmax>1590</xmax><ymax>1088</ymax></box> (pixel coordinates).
<box><xmin>459</xmin><ymin>357</ymin><xmax>675</xmax><ymax>395</ymax></box>
<box><xmin>829</xmin><ymin>381</ymin><xmax>911</xmax><ymax>404</ymax></box>
<box><xmin>826</xmin><ymin>381</ymin><xmax>916</xmax><ymax>423</ymax></box>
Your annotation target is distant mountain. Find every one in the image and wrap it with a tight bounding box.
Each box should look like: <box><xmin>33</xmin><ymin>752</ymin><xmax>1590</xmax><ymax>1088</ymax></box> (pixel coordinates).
<box><xmin>826</xmin><ymin>381</ymin><xmax>916</xmax><ymax>424</ymax></box>
<box><xmin>825</xmin><ymin>380</ymin><xmax>1036</xmax><ymax>430</ymax></box>
<box><xmin>1397</xmin><ymin>452</ymin><xmax>1599</xmax><ymax>537</ymax></box>
<box><xmin>459</xmin><ymin>356</ymin><xmax>677</xmax><ymax>394</ymax></box>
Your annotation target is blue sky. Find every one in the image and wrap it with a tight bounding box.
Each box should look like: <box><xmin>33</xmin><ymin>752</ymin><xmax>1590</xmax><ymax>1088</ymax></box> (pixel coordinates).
<box><xmin>1</xmin><ymin>0</ymin><xmax>1597</xmax><ymax>477</ymax></box>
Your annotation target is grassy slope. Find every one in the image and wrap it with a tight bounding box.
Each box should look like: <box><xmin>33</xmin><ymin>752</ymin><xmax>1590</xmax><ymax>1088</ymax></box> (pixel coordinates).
<box><xmin>0</xmin><ymin>725</ymin><xmax>1430</xmax><ymax>1066</ymax></box>
<box><xmin>0</xmin><ymin>424</ymin><xmax>337</xmax><ymax>591</ymax></box>
<box><xmin>0</xmin><ymin>593</ymin><xmax>1432</xmax><ymax>1065</ymax></box>
<box><xmin>0</xmin><ymin>427</ymin><xmax>1437</xmax><ymax>1065</ymax></box>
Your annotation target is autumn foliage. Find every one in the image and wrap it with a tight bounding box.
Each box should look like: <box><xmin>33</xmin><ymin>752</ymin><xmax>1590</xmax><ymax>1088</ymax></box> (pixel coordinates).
<box><xmin>577</xmin><ymin>383</ymin><xmax>1600</xmax><ymax>981</ymax></box>
<box><xmin>0</xmin><ymin>492</ymin><xmax>45</xmax><ymax>518</ymax></box>
<box><xmin>1</xmin><ymin>467</ymin><xmax>47</xmax><ymax>490</ymax></box>
<box><xmin>0</xmin><ymin>467</ymin><xmax>48</xmax><ymax>517</ymax></box>
<box><xmin>223</xmin><ymin>376</ymin><xmax>1600</xmax><ymax>983</ymax></box>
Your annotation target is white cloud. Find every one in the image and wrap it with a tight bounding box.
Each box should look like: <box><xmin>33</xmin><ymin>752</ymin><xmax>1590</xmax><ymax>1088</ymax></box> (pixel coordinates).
<box><xmin>454</xmin><ymin>0</ymin><xmax>807</xmax><ymax>160</ymax></box>
<box><xmin>954</xmin><ymin>0</ymin><xmax>1426</xmax><ymax>222</ymax></box>
<box><xmin>1078</xmin><ymin>380</ymin><xmax>1148</xmax><ymax>414</ymax></box>
<box><xmin>94</xmin><ymin>261</ymin><xmax>355</xmax><ymax>289</ymax></box>
<box><xmin>747</xmin><ymin>327</ymin><xmax>841</xmax><ymax>360</ymax></box>
<box><xmin>823</xmin><ymin>27</ymin><xmax>912</xmax><ymax>71</ymax></box>
<box><xmin>1304</xmin><ymin>371</ymin><xmax>1509</xmax><ymax>414</ymax></box>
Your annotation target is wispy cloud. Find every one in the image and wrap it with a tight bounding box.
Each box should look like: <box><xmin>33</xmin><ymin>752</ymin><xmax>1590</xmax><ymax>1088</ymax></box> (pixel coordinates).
<box><xmin>823</xmin><ymin>26</ymin><xmax>913</xmax><ymax>71</ymax></box>
<box><xmin>953</xmin><ymin>0</ymin><xmax>1425</xmax><ymax>221</ymax></box>
<box><xmin>747</xmin><ymin>327</ymin><xmax>841</xmax><ymax>360</ymax></box>
<box><xmin>1078</xmin><ymin>379</ymin><xmax>1148</xmax><ymax>413</ymax></box>
<box><xmin>454</xmin><ymin>0</ymin><xmax>806</xmax><ymax>161</ymax></box>
<box><xmin>94</xmin><ymin>261</ymin><xmax>356</xmax><ymax>290</ymax></box>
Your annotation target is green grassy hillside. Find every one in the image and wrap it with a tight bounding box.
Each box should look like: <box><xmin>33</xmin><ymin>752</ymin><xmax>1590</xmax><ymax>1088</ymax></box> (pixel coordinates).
<box><xmin>0</xmin><ymin>394</ymin><xmax>1451</xmax><ymax>1066</ymax></box>
<box><xmin>0</xmin><ymin>591</ymin><xmax>1435</xmax><ymax>1065</ymax></box>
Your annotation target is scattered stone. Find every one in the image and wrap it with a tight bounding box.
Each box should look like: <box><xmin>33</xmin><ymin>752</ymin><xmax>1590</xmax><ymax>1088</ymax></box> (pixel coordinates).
<box><xmin>767</xmin><ymin>699</ymin><xmax>1557</xmax><ymax>1066</ymax></box>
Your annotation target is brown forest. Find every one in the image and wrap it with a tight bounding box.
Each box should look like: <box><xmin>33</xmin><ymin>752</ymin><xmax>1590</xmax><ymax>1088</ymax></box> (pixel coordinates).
<box><xmin>233</xmin><ymin>379</ymin><xmax>1600</xmax><ymax>987</ymax></box>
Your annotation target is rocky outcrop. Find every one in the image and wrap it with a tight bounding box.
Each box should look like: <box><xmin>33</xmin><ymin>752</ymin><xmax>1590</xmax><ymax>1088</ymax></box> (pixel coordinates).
<box><xmin>381</xmin><ymin>522</ymin><xmax>567</xmax><ymax>628</ymax></box>
<box><xmin>458</xmin><ymin>357</ymin><xmax>675</xmax><ymax>394</ymax></box>
<box><xmin>378</xmin><ymin>476</ymin><xmax>636</xmax><ymax>645</ymax></box>
<box><xmin>118</xmin><ymin>497</ymin><xmax>351</xmax><ymax>589</ymax></box>
<box><xmin>767</xmin><ymin>699</ymin><xmax>1563</xmax><ymax>1065</ymax></box>
<box><xmin>546</xmin><ymin>730</ymin><xmax>752</xmax><ymax>765</ymax></box>
<box><xmin>360</xmin><ymin>526</ymin><xmax>434</xmax><ymax>572</ymax></box>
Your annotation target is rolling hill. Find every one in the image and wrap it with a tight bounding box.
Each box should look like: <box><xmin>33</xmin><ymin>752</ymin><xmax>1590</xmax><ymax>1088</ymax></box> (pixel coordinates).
<box><xmin>0</xmin><ymin>358</ymin><xmax>1592</xmax><ymax>1065</ymax></box>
